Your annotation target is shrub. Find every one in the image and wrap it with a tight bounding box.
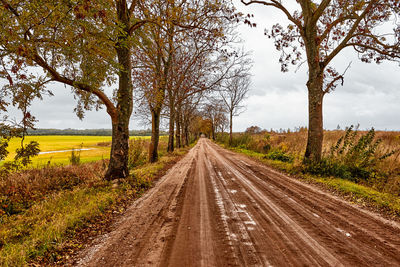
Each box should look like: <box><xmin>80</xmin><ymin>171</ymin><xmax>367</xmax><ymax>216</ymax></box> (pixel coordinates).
<box><xmin>304</xmin><ymin>126</ymin><xmax>397</xmax><ymax>182</ymax></box>
<box><xmin>69</xmin><ymin>148</ymin><xmax>81</xmax><ymax>165</ymax></box>
<box><xmin>96</xmin><ymin>141</ymin><xmax>111</xmax><ymax>147</ymax></box>
<box><xmin>265</xmin><ymin>149</ymin><xmax>293</xmax><ymax>163</ymax></box>
<box><xmin>0</xmin><ymin>161</ymin><xmax>106</xmax><ymax>216</ymax></box>
<box><xmin>231</xmin><ymin>133</ymin><xmax>252</xmax><ymax>148</ymax></box>
<box><xmin>128</xmin><ymin>138</ymin><xmax>147</xmax><ymax>168</ymax></box>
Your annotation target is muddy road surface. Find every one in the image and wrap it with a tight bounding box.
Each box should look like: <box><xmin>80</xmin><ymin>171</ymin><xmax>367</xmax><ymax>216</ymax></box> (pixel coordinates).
<box><xmin>76</xmin><ymin>138</ymin><xmax>400</xmax><ymax>266</ymax></box>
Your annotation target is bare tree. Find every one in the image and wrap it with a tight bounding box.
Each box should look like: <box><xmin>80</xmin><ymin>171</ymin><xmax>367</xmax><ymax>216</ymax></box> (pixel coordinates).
<box><xmin>134</xmin><ymin>0</ymin><xmax>236</xmax><ymax>160</ymax></box>
<box><xmin>181</xmin><ymin>94</ymin><xmax>203</xmax><ymax>146</ymax></box>
<box><xmin>203</xmin><ymin>100</ymin><xmax>227</xmax><ymax>140</ymax></box>
<box><xmin>214</xmin><ymin>108</ymin><xmax>229</xmax><ymax>135</ymax></box>
<box><xmin>219</xmin><ymin>72</ymin><xmax>251</xmax><ymax>145</ymax></box>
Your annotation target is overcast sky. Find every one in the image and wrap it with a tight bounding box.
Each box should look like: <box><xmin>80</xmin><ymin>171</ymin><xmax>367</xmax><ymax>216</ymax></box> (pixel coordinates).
<box><xmin>5</xmin><ymin>1</ymin><xmax>400</xmax><ymax>131</ymax></box>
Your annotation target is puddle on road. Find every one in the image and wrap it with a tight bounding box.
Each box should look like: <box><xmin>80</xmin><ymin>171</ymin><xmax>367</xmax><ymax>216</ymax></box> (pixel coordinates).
<box><xmin>336</xmin><ymin>228</ymin><xmax>352</xmax><ymax>237</ymax></box>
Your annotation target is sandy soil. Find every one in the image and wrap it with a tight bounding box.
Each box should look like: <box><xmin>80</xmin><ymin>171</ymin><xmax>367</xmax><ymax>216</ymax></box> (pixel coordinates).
<box><xmin>75</xmin><ymin>138</ymin><xmax>400</xmax><ymax>266</ymax></box>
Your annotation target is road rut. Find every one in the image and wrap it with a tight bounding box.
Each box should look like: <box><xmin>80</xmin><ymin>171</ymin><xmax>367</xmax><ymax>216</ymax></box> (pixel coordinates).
<box><xmin>76</xmin><ymin>138</ymin><xmax>400</xmax><ymax>266</ymax></box>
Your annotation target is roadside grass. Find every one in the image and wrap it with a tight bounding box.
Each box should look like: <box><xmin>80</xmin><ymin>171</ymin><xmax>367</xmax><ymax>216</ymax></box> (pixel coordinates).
<box><xmin>3</xmin><ymin>136</ymin><xmax>152</xmax><ymax>166</ymax></box>
<box><xmin>0</xmin><ymin>139</ymin><xmax>192</xmax><ymax>266</ymax></box>
<box><xmin>0</xmin><ymin>185</ymin><xmax>117</xmax><ymax>266</ymax></box>
<box><xmin>225</xmin><ymin>146</ymin><xmax>400</xmax><ymax>216</ymax></box>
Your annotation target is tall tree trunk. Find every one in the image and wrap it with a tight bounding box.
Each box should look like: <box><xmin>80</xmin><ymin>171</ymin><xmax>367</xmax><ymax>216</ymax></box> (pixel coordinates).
<box><xmin>167</xmin><ymin>102</ymin><xmax>175</xmax><ymax>152</ymax></box>
<box><xmin>175</xmin><ymin>109</ymin><xmax>181</xmax><ymax>148</ymax></box>
<box><xmin>302</xmin><ymin>21</ymin><xmax>326</xmax><ymax>163</ymax></box>
<box><xmin>184</xmin><ymin>123</ymin><xmax>189</xmax><ymax>146</ymax></box>
<box><xmin>149</xmin><ymin>109</ymin><xmax>160</xmax><ymax>163</ymax></box>
<box><xmin>181</xmin><ymin>119</ymin><xmax>186</xmax><ymax>147</ymax></box>
<box><xmin>105</xmin><ymin>0</ymin><xmax>133</xmax><ymax>180</ymax></box>
<box><xmin>304</xmin><ymin>73</ymin><xmax>325</xmax><ymax>162</ymax></box>
<box><xmin>180</xmin><ymin>118</ymin><xmax>184</xmax><ymax>147</ymax></box>
<box><xmin>229</xmin><ymin>111</ymin><xmax>233</xmax><ymax>146</ymax></box>
<box><xmin>106</xmin><ymin>117</ymin><xmax>130</xmax><ymax>180</ymax></box>
<box><xmin>211</xmin><ymin>121</ymin><xmax>215</xmax><ymax>140</ymax></box>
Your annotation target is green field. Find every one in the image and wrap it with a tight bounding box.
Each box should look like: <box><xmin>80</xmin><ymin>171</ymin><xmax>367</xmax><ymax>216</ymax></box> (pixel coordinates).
<box><xmin>4</xmin><ymin>136</ymin><xmax>150</xmax><ymax>166</ymax></box>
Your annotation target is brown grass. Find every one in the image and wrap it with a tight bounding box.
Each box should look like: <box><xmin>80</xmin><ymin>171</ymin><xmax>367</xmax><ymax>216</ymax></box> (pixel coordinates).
<box><xmin>0</xmin><ymin>136</ymin><xmax>193</xmax><ymax>265</ymax></box>
<box><xmin>245</xmin><ymin>129</ymin><xmax>400</xmax><ymax>169</ymax></box>
<box><xmin>0</xmin><ymin>161</ymin><xmax>108</xmax><ymax>216</ymax></box>
<box><xmin>224</xmin><ymin>129</ymin><xmax>400</xmax><ymax>196</ymax></box>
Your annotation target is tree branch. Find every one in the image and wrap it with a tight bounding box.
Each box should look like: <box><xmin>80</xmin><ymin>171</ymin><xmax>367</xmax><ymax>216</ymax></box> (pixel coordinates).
<box><xmin>323</xmin><ymin>0</ymin><xmax>377</xmax><ymax>66</ymax></box>
<box><xmin>31</xmin><ymin>53</ymin><xmax>117</xmax><ymax>120</ymax></box>
<box><xmin>311</xmin><ymin>0</ymin><xmax>332</xmax><ymax>25</ymax></box>
<box><xmin>241</xmin><ymin>0</ymin><xmax>303</xmax><ymax>30</ymax></box>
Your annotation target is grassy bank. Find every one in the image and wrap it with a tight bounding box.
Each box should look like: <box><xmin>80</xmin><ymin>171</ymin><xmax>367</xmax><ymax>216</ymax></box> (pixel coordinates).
<box><xmin>0</xmin><ymin>138</ymin><xmax>192</xmax><ymax>266</ymax></box>
<box><xmin>217</xmin><ymin>130</ymin><xmax>400</xmax><ymax>217</ymax></box>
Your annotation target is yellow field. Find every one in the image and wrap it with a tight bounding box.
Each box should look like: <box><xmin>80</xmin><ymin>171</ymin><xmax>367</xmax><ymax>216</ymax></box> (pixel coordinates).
<box><xmin>4</xmin><ymin>135</ymin><xmax>150</xmax><ymax>166</ymax></box>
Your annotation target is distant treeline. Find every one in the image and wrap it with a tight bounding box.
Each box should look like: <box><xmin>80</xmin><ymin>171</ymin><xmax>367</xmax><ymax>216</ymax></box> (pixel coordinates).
<box><xmin>26</xmin><ymin>128</ymin><xmax>167</xmax><ymax>136</ymax></box>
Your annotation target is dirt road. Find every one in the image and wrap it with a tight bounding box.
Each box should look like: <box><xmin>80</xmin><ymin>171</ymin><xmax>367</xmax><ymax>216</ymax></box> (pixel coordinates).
<box><xmin>76</xmin><ymin>138</ymin><xmax>400</xmax><ymax>266</ymax></box>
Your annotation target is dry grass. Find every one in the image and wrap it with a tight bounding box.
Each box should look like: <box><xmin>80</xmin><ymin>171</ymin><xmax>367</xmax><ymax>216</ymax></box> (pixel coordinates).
<box><xmin>243</xmin><ymin>129</ymin><xmax>400</xmax><ymax>172</ymax></box>
<box><xmin>226</xmin><ymin>146</ymin><xmax>400</xmax><ymax>216</ymax></box>
<box><xmin>0</xmin><ymin>136</ymin><xmax>193</xmax><ymax>266</ymax></box>
<box><xmin>0</xmin><ymin>161</ymin><xmax>107</xmax><ymax>216</ymax></box>
<box><xmin>220</xmin><ymin>129</ymin><xmax>400</xmax><ymax>196</ymax></box>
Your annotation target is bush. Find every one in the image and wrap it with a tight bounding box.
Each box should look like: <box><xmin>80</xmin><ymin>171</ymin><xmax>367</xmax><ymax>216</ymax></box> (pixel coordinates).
<box><xmin>231</xmin><ymin>134</ymin><xmax>252</xmax><ymax>148</ymax></box>
<box><xmin>69</xmin><ymin>148</ymin><xmax>81</xmax><ymax>165</ymax></box>
<box><xmin>304</xmin><ymin>126</ymin><xmax>396</xmax><ymax>182</ymax></box>
<box><xmin>265</xmin><ymin>149</ymin><xmax>293</xmax><ymax>163</ymax></box>
<box><xmin>0</xmin><ymin>161</ymin><xmax>106</xmax><ymax>216</ymax></box>
<box><xmin>128</xmin><ymin>138</ymin><xmax>147</xmax><ymax>168</ymax></box>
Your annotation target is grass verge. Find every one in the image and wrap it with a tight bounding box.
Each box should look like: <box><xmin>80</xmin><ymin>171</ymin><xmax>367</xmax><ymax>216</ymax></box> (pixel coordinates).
<box><xmin>0</xmin><ymin>146</ymin><xmax>192</xmax><ymax>266</ymax></box>
<box><xmin>224</xmin><ymin>145</ymin><xmax>400</xmax><ymax>217</ymax></box>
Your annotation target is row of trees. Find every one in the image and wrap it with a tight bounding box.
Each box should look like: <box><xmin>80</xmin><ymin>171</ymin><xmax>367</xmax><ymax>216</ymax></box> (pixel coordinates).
<box><xmin>2</xmin><ymin>0</ymin><xmax>398</xmax><ymax>180</ymax></box>
<box><xmin>0</xmin><ymin>0</ymin><xmax>252</xmax><ymax>180</ymax></box>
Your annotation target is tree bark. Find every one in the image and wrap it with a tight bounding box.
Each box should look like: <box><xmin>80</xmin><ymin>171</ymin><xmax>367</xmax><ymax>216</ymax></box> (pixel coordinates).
<box><xmin>229</xmin><ymin>111</ymin><xmax>233</xmax><ymax>146</ymax></box>
<box><xmin>302</xmin><ymin>20</ymin><xmax>325</xmax><ymax>163</ymax></box>
<box><xmin>167</xmin><ymin>102</ymin><xmax>175</xmax><ymax>152</ymax></box>
<box><xmin>304</xmin><ymin>74</ymin><xmax>325</xmax><ymax>162</ymax></box>
<box><xmin>149</xmin><ymin>109</ymin><xmax>160</xmax><ymax>163</ymax></box>
<box><xmin>183</xmin><ymin>123</ymin><xmax>189</xmax><ymax>146</ymax></box>
<box><xmin>175</xmin><ymin>109</ymin><xmax>181</xmax><ymax>148</ymax></box>
<box><xmin>106</xmin><ymin>117</ymin><xmax>130</xmax><ymax>180</ymax></box>
<box><xmin>211</xmin><ymin>121</ymin><xmax>215</xmax><ymax>141</ymax></box>
<box><xmin>105</xmin><ymin>0</ymin><xmax>133</xmax><ymax>180</ymax></box>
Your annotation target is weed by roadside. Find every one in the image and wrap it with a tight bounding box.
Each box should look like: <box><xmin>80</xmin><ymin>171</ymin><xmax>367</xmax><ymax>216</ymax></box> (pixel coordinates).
<box><xmin>128</xmin><ymin>138</ymin><xmax>147</xmax><ymax>169</ymax></box>
<box><xmin>224</xmin><ymin>145</ymin><xmax>400</xmax><ymax>217</ymax></box>
<box><xmin>217</xmin><ymin>126</ymin><xmax>400</xmax><ymax>217</ymax></box>
<box><xmin>216</xmin><ymin>126</ymin><xmax>400</xmax><ymax>197</ymax></box>
<box><xmin>303</xmin><ymin>127</ymin><xmax>399</xmax><ymax>194</ymax></box>
<box><xmin>69</xmin><ymin>146</ymin><xmax>82</xmax><ymax>165</ymax></box>
<box><xmin>0</xmin><ymin>161</ymin><xmax>106</xmax><ymax>217</ymax></box>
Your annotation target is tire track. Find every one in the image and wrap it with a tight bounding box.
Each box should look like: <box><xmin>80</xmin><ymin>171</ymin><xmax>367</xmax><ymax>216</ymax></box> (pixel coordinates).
<box><xmin>75</xmin><ymin>139</ymin><xmax>400</xmax><ymax>267</ymax></box>
<box><xmin>205</xmin><ymin>140</ymin><xmax>400</xmax><ymax>266</ymax></box>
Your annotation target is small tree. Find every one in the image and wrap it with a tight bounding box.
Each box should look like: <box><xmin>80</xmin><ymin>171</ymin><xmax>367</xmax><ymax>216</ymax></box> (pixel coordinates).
<box><xmin>245</xmin><ymin>125</ymin><xmax>262</xmax><ymax>134</ymax></box>
<box><xmin>241</xmin><ymin>0</ymin><xmax>400</xmax><ymax>162</ymax></box>
<box><xmin>203</xmin><ymin>101</ymin><xmax>227</xmax><ymax>140</ymax></box>
<box><xmin>219</xmin><ymin>71</ymin><xmax>251</xmax><ymax>145</ymax></box>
